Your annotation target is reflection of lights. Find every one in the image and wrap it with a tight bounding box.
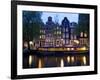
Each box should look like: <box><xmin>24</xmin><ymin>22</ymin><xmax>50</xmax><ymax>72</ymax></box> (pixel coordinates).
<box><xmin>56</xmin><ymin>57</ymin><xmax>57</xmax><ymax>62</ymax></box>
<box><xmin>74</xmin><ymin>40</ymin><xmax>79</xmax><ymax>44</ymax></box>
<box><xmin>38</xmin><ymin>58</ymin><xmax>42</xmax><ymax>68</ymax></box>
<box><xmin>67</xmin><ymin>56</ymin><xmax>70</xmax><ymax>63</ymax></box>
<box><xmin>29</xmin><ymin>55</ymin><xmax>32</xmax><ymax>66</ymax></box>
<box><xmin>71</xmin><ymin>56</ymin><xmax>74</xmax><ymax>63</ymax></box>
<box><xmin>83</xmin><ymin>56</ymin><xmax>86</xmax><ymax>65</ymax></box>
<box><xmin>60</xmin><ymin>58</ymin><xmax>64</xmax><ymax>67</ymax></box>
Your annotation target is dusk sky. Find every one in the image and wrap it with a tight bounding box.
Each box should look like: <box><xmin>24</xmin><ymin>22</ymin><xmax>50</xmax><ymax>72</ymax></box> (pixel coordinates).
<box><xmin>41</xmin><ymin>12</ymin><xmax>79</xmax><ymax>25</ymax></box>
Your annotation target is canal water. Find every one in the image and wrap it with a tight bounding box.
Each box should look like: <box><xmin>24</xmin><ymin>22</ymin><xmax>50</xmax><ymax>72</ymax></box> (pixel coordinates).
<box><xmin>23</xmin><ymin>51</ymin><xmax>89</xmax><ymax>69</ymax></box>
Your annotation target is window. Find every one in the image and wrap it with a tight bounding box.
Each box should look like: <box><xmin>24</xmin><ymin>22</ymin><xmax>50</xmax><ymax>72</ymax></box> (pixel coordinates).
<box><xmin>71</xmin><ymin>29</ymin><xmax>74</xmax><ymax>33</ymax></box>
<box><xmin>63</xmin><ymin>34</ymin><xmax>65</xmax><ymax>38</ymax></box>
<box><xmin>66</xmin><ymin>28</ymin><xmax>68</xmax><ymax>32</ymax></box>
<box><xmin>80</xmin><ymin>32</ymin><xmax>83</xmax><ymax>37</ymax></box>
<box><xmin>66</xmin><ymin>40</ymin><xmax>69</xmax><ymax>44</ymax></box>
<box><xmin>66</xmin><ymin>34</ymin><xmax>69</xmax><ymax>38</ymax></box>
<box><xmin>84</xmin><ymin>33</ymin><xmax>87</xmax><ymax>37</ymax></box>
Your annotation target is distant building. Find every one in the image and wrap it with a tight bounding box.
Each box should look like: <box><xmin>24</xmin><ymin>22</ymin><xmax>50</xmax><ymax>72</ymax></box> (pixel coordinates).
<box><xmin>78</xmin><ymin>32</ymin><xmax>89</xmax><ymax>47</ymax></box>
<box><xmin>39</xmin><ymin>16</ymin><xmax>56</xmax><ymax>47</ymax></box>
<box><xmin>70</xmin><ymin>22</ymin><xmax>78</xmax><ymax>45</ymax></box>
<box><xmin>33</xmin><ymin>16</ymin><xmax>89</xmax><ymax>48</ymax></box>
<box><xmin>61</xmin><ymin>17</ymin><xmax>71</xmax><ymax>46</ymax></box>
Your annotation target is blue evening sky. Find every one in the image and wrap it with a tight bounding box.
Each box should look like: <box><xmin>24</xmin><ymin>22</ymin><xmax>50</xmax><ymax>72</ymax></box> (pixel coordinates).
<box><xmin>41</xmin><ymin>12</ymin><xmax>79</xmax><ymax>25</ymax></box>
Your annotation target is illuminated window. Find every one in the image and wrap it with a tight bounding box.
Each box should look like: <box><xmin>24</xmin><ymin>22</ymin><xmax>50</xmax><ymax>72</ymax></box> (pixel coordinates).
<box><xmin>80</xmin><ymin>32</ymin><xmax>83</xmax><ymax>37</ymax></box>
<box><xmin>40</xmin><ymin>35</ymin><xmax>45</xmax><ymax>39</ymax></box>
<box><xmin>43</xmin><ymin>30</ymin><xmax>45</xmax><ymax>34</ymax></box>
<box><xmin>57</xmin><ymin>31</ymin><xmax>61</xmax><ymax>34</ymax></box>
<box><xmin>57</xmin><ymin>27</ymin><xmax>59</xmax><ymax>29</ymax></box>
<box><xmin>40</xmin><ymin>30</ymin><xmax>45</xmax><ymax>33</ymax></box>
<box><xmin>57</xmin><ymin>31</ymin><xmax>59</xmax><ymax>34</ymax></box>
<box><xmin>40</xmin><ymin>35</ymin><xmax>42</xmax><ymax>39</ymax></box>
<box><xmin>84</xmin><ymin>33</ymin><xmax>87</xmax><ymax>37</ymax></box>
<box><xmin>42</xmin><ymin>35</ymin><xmax>45</xmax><ymax>39</ymax></box>
<box><xmin>40</xmin><ymin>30</ymin><xmax>42</xmax><ymax>33</ymax></box>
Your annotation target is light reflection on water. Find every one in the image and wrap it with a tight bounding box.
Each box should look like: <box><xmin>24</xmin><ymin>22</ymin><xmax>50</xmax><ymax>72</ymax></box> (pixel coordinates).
<box><xmin>82</xmin><ymin>56</ymin><xmax>87</xmax><ymax>65</ymax></box>
<box><xmin>71</xmin><ymin>56</ymin><xmax>75</xmax><ymax>63</ymax></box>
<box><xmin>38</xmin><ymin>58</ymin><xmax>42</xmax><ymax>68</ymax></box>
<box><xmin>24</xmin><ymin>54</ymin><xmax>89</xmax><ymax>68</ymax></box>
<box><xmin>67</xmin><ymin>56</ymin><xmax>70</xmax><ymax>63</ymax></box>
<box><xmin>60</xmin><ymin>58</ymin><xmax>64</xmax><ymax>67</ymax></box>
<box><xmin>29</xmin><ymin>55</ymin><xmax>32</xmax><ymax>67</ymax></box>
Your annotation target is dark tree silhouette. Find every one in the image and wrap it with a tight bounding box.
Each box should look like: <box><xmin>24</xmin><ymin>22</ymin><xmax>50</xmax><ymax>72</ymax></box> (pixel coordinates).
<box><xmin>74</xmin><ymin>14</ymin><xmax>89</xmax><ymax>36</ymax></box>
<box><xmin>23</xmin><ymin>11</ymin><xmax>43</xmax><ymax>42</ymax></box>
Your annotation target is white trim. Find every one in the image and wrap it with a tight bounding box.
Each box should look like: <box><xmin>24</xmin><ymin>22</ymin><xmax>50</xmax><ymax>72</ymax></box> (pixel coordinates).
<box><xmin>17</xmin><ymin>5</ymin><xmax>95</xmax><ymax>75</ymax></box>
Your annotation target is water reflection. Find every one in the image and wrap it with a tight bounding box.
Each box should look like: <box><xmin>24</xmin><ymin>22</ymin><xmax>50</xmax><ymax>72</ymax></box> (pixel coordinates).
<box><xmin>23</xmin><ymin>53</ymin><xmax>89</xmax><ymax>68</ymax></box>
<box><xmin>38</xmin><ymin>58</ymin><xmax>42</xmax><ymax>68</ymax></box>
<box><xmin>71</xmin><ymin>56</ymin><xmax>74</xmax><ymax>63</ymax></box>
<box><xmin>29</xmin><ymin>55</ymin><xmax>32</xmax><ymax>67</ymax></box>
<box><xmin>82</xmin><ymin>56</ymin><xmax>87</xmax><ymax>65</ymax></box>
<box><xmin>67</xmin><ymin>56</ymin><xmax>70</xmax><ymax>63</ymax></box>
<box><xmin>60</xmin><ymin>58</ymin><xmax>64</xmax><ymax>67</ymax></box>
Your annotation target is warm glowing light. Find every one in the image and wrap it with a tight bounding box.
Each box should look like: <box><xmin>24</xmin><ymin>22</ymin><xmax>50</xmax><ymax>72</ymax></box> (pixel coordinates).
<box><xmin>74</xmin><ymin>40</ymin><xmax>79</xmax><ymax>44</ymax></box>
<box><xmin>80</xmin><ymin>32</ymin><xmax>83</xmax><ymax>37</ymax></box>
<box><xmin>77</xmin><ymin>46</ymin><xmax>87</xmax><ymax>51</ymax></box>
<box><xmin>81</xmin><ymin>46</ymin><xmax>87</xmax><ymax>50</ymax></box>
<box><xmin>84</xmin><ymin>33</ymin><xmax>87</xmax><ymax>37</ymax></box>
<box><xmin>56</xmin><ymin>57</ymin><xmax>57</xmax><ymax>62</ymax></box>
<box><xmin>82</xmin><ymin>56</ymin><xmax>86</xmax><ymax>65</ymax></box>
<box><xmin>59</xmin><ymin>31</ymin><xmax>61</xmax><ymax>34</ymax></box>
<box><xmin>67</xmin><ymin>48</ymin><xmax>70</xmax><ymax>51</ymax></box>
<box><xmin>67</xmin><ymin>56</ymin><xmax>70</xmax><ymax>63</ymax></box>
<box><xmin>60</xmin><ymin>58</ymin><xmax>64</xmax><ymax>67</ymax></box>
<box><xmin>24</xmin><ymin>42</ymin><xmax>28</xmax><ymax>48</ymax></box>
<box><xmin>29</xmin><ymin>41</ymin><xmax>33</xmax><ymax>45</ymax></box>
<box><xmin>39</xmin><ymin>47</ymin><xmax>76</xmax><ymax>51</ymax></box>
<box><xmin>42</xmin><ymin>35</ymin><xmax>45</xmax><ymax>39</ymax></box>
<box><xmin>39</xmin><ymin>35</ymin><xmax>42</xmax><ymax>39</ymax></box>
<box><xmin>38</xmin><ymin>58</ymin><xmax>42</xmax><ymax>68</ymax></box>
<box><xmin>71</xmin><ymin>56</ymin><xmax>75</xmax><ymax>63</ymax></box>
<box><xmin>29</xmin><ymin>55</ymin><xmax>32</xmax><ymax>66</ymax></box>
<box><xmin>71</xmin><ymin>48</ymin><xmax>74</xmax><ymax>51</ymax></box>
